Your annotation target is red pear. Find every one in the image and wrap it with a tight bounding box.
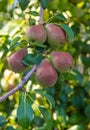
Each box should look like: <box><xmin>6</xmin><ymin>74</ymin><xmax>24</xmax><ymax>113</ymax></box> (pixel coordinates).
<box><xmin>8</xmin><ymin>49</ymin><xmax>27</xmax><ymax>73</ymax></box>
<box><xmin>26</xmin><ymin>24</ymin><xmax>46</xmax><ymax>43</ymax></box>
<box><xmin>46</xmin><ymin>23</ymin><xmax>66</xmax><ymax>48</ymax></box>
<box><xmin>36</xmin><ymin>59</ymin><xmax>58</xmax><ymax>87</ymax></box>
<box><xmin>51</xmin><ymin>51</ymin><xmax>74</xmax><ymax>73</ymax></box>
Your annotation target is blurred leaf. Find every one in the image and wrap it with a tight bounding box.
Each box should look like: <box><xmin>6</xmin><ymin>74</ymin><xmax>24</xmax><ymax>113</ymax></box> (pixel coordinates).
<box><xmin>68</xmin><ymin>124</ymin><xmax>86</xmax><ymax>130</ymax></box>
<box><xmin>69</xmin><ymin>4</ymin><xmax>85</xmax><ymax>17</ymax></box>
<box><xmin>68</xmin><ymin>113</ymin><xmax>84</xmax><ymax>124</ymax></box>
<box><xmin>9</xmin><ymin>36</ymin><xmax>20</xmax><ymax>50</ymax></box>
<box><xmin>80</xmin><ymin>54</ymin><xmax>90</xmax><ymax>68</ymax></box>
<box><xmin>34</xmin><ymin>89</ymin><xmax>55</xmax><ymax>109</ymax></box>
<box><xmin>30</xmin><ymin>11</ymin><xmax>39</xmax><ymax>16</ymax></box>
<box><xmin>19</xmin><ymin>0</ymin><xmax>30</xmax><ymax>10</ymax></box>
<box><xmin>58</xmin><ymin>0</ymin><xmax>71</xmax><ymax>11</ymax></box>
<box><xmin>17</xmin><ymin>95</ymin><xmax>34</xmax><ymax>128</ymax></box>
<box><xmin>29</xmin><ymin>19</ymin><xmax>36</xmax><ymax>26</ymax></box>
<box><xmin>48</xmin><ymin>13</ymin><xmax>66</xmax><ymax>23</ymax></box>
<box><xmin>71</xmin><ymin>94</ymin><xmax>85</xmax><ymax>108</ymax></box>
<box><xmin>40</xmin><ymin>0</ymin><xmax>50</xmax><ymax>9</ymax></box>
<box><xmin>30</xmin><ymin>41</ymin><xmax>47</xmax><ymax>48</ymax></box>
<box><xmin>39</xmin><ymin>107</ymin><xmax>53</xmax><ymax>130</ymax></box>
<box><xmin>57</xmin><ymin>105</ymin><xmax>66</xmax><ymax>123</ymax></box>
<box><xmin>22</xmin><ymin>53</ymin><xmax>43</xmax><ymax>66</ymax></box>
<box><xmin>0</xmin><ymin>115</ymin><xmax>6</xmax><ymax>127</ymax></box>
<box><xmin>6</xmin><ymin>126</ymin><xmax>14</xmax><ymax>130</ymax></box>
<box><xmin>85</xmin><ymin>105</ymin><xmax>90</xmax><ymax>120</ymax></box>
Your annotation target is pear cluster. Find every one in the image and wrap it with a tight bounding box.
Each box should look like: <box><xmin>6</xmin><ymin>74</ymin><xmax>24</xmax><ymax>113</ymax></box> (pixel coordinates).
<box><xmin>8</xmin><ymin>23</ymin><xmax>74</xmax><ymax>88</ymax></box>
<box><xmin>26</xmin><ymin>23</ymin><xmax>66</xmax><ymax>48</ymax></box>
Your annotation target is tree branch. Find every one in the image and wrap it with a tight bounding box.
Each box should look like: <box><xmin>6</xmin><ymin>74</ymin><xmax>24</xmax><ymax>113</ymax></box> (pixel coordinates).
<box><xmin>39</xmin><ymin>3</ymin><xmax>44</xmax><ymax>24</ymax></box>
<box><xmin>0</xmin><ymin>65</ymin><xmax>37</xmax><ymax>102</ymax></box>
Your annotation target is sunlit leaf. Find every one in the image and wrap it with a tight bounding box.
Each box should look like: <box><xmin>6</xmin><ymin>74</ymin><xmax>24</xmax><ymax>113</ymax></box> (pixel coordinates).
<box><xmin>19</xmin><ymin>0</ymin><xmax>30</xmax><ymax>10</ymax></box>
<box><xmin>34</xmin><ymin>89</ymin><xmax>55</xmax><ymax>109</ymax></box>
<box><xmin>39</xmin><ymin>107</ymin><xmax>53</xmax><ymax>130</ymax></box>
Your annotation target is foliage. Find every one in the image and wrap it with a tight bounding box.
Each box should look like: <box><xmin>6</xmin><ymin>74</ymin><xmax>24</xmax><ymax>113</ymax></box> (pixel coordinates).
<box><xmin>0</xmin><ymin>0</ymin><xmax>90</xmax><ymax>129</ymax></box>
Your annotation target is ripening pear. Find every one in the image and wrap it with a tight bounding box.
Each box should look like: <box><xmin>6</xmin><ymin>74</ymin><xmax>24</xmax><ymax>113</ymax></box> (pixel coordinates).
<box><xmin>8</xmin><ymin>49</ymin><xmax>27</xmax><ymax>73</ymax></box>
<box><xmin>36</xmin><ymin>59</ymin><xmax>58</xmax><ymax>87</ymax></box>
<box><xmin>46</xmin><ymin>23</ymin><xmax>66</xmax><ymax>48</ymax></box>
<box><xmin>51</xmin><ymin>51</ymin><xmax>74</xmax><ymax>73</ymax></box>
<box><xmin>26</xmin><ymin>24</ymin><xmax>46</xmax><ymax>43</ymax></box>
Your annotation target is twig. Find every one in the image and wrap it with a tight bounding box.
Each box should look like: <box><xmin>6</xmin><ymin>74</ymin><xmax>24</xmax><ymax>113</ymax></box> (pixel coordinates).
<box><xmin>0</xmin><ymin>65</ymin><xmax>37</xmax><ymax>102</ymax></box>
<box><xmin>39</xmin><ymin>3</ymin><xmax>44</xmax><ymax>24</ymax></box>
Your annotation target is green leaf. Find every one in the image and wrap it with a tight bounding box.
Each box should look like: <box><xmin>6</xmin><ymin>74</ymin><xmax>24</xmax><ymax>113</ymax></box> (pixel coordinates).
<box><xmin>44</xmin><ymin>94</ymin><xmax>55</xmax><ymax>109</ymax></box>
<box><xmin>30</xmin><ymin>11</ymin><xmax>39</xmax><ymax>16</ymax></box>
<box><xmin>57</xmin><ymin>105</ymin><xmax>66</xmax><ymax>123</ymax></box>
<box><xmin>60</xmin><ymin>24</ymin><xmax>74</xmax><ymax>42</ymax></box>
<box><xmin>68</xmin><ymin>113</ymin><xmax>84</xmax><ymax>124</ymax></box>
<box><xmin>0</xmin><ymin>115</ymin><xmax>6</xmax><ymax>127</ymax></box>
<box><xmin>47</xmin><ymin>13</ymin><xmax>66</xmax><ymax>23</ymax></box>
<box><xmin>39</xmin><ymin>107</ymin><xmax>53</xmax><ymax>130</ymax></box>
<box><xmin>40</xmin><ymin>0</ymin><xmax>50</xmax><ymax>9</ymax></box>
<box><xmin>80</xmin><ymin>54</ymin><xmax>90</xmax><ymax>68</ymax></box>
<box><xmin>19</xmin><ymin>0</ymin><xmax>30</xmax><ymax>10</ymax></box>
<box><xmin>17</xmin><ymin>96</ymin><xmax>34</xmax><ymax>128</ymax></box>
<box><xmin>9</xmin><ymin>36</ymin><xmax>20</xmax><ymax>50</ymax></box>
<box><xmin>85</xmin><ymin>105</ymin><xmax>90</xmax><ymax>120</ymax></box>
<box><xmin>29</xmin><ymin>19</ymin><xmax>36</xmax><ymax>26</ymax></box>
<box><xmin>22</xmin><ymin>53</ymin><xmax>43</xmax><ymax>66</ymax></box>
<box><xmin>34</xmin><ymin>89</ymin><xmax>55</xmax><ymax>109</ymax></box>
<box><xmin>71</xmin><ymin>94</ymin><xmax>85</xmax><ymax>108</ymax></box>
<box><xmin>6</xmin><ymin>126</ymin><xmax>14</xmax><ymax>130</ymax></box>
<box><xmin>30</xmin><ymin>41</ymin><xmax>47</xmax><ymax>48</ymax></box>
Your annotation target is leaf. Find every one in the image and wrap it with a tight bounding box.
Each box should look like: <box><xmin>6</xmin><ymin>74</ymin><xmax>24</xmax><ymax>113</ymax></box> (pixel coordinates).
<box><xmin>80</xmin><ymin>54</ymin><xmax>90</xmax><ymax>68</ymax></box>
<box><xmin>71</xmin><ymin>94</ymin><xmax>85</xmax><ymax>108</ymax></box>
<box><xmin>17</xmin><ymin>96</ymin><xmax>34</xmax><ymax>128</ymax></box>
<box><xmin>6</xmin><ymin>126</ymin><xmax>14</xmax><ymax>130</ymax></box>
<box><xmin>57</xmin><ymin>105</ymin><xmax>66</xmax><ymax>123</ymax></box>
<box><xmin>30</xmin><ymin>11</ymin><xmax>39</xmax><ymax>16</ymax></box>
<box><xmin>85</xmin><ymin>105</ymin><xmax>90</xmax><ymax>120</ymax></box>
<box><xmin>29</xmin><ymin>19</ymin><xmax>36</xmax><ymax>26</ymax></box>
<box><xmin>19</xmin><ymin>0</ymin><xmax>30</xmax><ymax>10</ymax></box>
<box><xmin>34</xmin><ymin>89</ymin><xmax>55</xmax><ymax>109</ymax></box>
<box><xmin>40</xmin><ymin>0</ymin><xmax>50</xmax><ymax>9</ymax></box>
<box><xmin>0</xmin><ymin>115</ymin><xmax>6</xmax><ymax>127</ymax></box>
<box><xmin>39</xmin><ymin>107</ymin><xmax>53</xmax><ymax>130</ymax></box>
<box><xmin>22</xmin><ymin>53</ymin><xmax>43</xmax><ymax>66</ymax></box>
<box><xmin>30</xmin><ymin>41</ymin><xmax>47</xmax><ymax>48</ymax></box>
<box><xmin>9</xmin><ymin>36</ymin><xmax>20</xmax><ymax>50</ymax></box>
<box><xmin>60</xmin><ymin>24</ymin><xmax>74</xmax><ymax>42</ymax></box>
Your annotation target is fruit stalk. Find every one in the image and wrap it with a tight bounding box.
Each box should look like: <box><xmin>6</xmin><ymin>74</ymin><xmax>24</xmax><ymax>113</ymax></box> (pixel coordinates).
<box><xmin>39</xmin><ymin>2</ymin><xmax>44</xmax><ymax>24</ymax></box>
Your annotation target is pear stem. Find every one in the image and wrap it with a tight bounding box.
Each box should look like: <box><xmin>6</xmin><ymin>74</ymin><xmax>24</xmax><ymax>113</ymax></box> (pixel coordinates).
<box><xmin>0</xmin><ymin>65</ymin><xmax>37</xmax><ymax>102</ymax></box>
<box><xmin>39</xmin><ymin>3</ymin><xmax>44</xmax><ymax>24</ymax></box>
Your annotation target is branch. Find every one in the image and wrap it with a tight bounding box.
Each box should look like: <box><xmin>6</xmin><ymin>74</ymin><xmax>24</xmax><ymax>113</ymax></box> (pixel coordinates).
<box><xmin>0</xmin><ymin>65</ymin><xmax>37</xmax><ymax>102</ymax></box>
<box><xmin>39</xmin><ymin>3</ymin><xmax>44</xmax><ymax>24</ymax></box>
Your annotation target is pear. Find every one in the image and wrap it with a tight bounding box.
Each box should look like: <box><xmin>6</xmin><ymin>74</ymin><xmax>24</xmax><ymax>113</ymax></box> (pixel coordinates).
<box><xmin>46</xmin><ymin>23</ymin><xmax>66</xmax><ymax>48</ymax></box>
<box><xmin>8</xmin><ymin>49</ymin><xmax>27</xmax><ymax>73</ymax></box>
<box><xmin>26</xmin><ymin>24</ymin><xmax>46</xmax><ymax>43</ymax></box>
<box><xmin>36</xmin><ymin>59</ymin><xmax>58</xmax><ymax>87</ymax></box>
<box><xmin>51</xmin><ymin>51</ymin><xmax>74</xmax><ymax>73</ymax></box>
